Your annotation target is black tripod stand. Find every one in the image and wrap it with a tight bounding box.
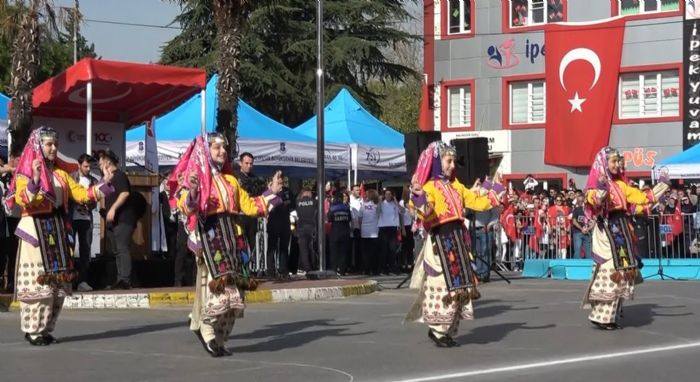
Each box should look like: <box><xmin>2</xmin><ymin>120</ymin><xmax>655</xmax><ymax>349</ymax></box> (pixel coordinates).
<box><xmin>474</xmin><ymin>249</ymin><xmax>512</xmax><ymax>284</ymax></box>
<box><xmin>643</xmin><ymin>255</ymin><xmax>681</xmax><ymax>280</ymax></box>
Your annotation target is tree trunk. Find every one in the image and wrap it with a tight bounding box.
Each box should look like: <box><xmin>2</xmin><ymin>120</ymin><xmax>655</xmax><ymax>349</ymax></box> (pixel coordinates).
<box><xmin>213</xmin><ymin>0</ymin><xmax>244</xmax><ymax>158</ymax></box>
<box><xmin>9</xmin><ymin>2</ymin><xmax>40</xmax><ymax>153</ymax></box>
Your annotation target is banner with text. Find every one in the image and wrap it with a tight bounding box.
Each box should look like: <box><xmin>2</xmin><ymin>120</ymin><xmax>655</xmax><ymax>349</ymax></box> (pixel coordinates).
<box><xmin>684</xmin><ymin>1</ymin><xmax>700</xmax><ymax>149</ymax></box>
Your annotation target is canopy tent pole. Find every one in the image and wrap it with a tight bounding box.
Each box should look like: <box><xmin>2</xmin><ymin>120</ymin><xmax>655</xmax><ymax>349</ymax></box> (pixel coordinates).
<box><xmin>352</xmin><ymin>144</ymin><xmax>358</xmax><ymax>185</ymax></box>
<box><xmin>347</xmin><ymin>145</ymin><xmax>352</xmax><ymax>187</ymax></box>
<box><xmin>200</xmin><ymin>89</ymin><xmax>206</xmax><ymax>136</ymax></box>
<box><xmin>86</xmin><ymin>80</ymin><xmax>93</xmax><ymax>156</ymax></box>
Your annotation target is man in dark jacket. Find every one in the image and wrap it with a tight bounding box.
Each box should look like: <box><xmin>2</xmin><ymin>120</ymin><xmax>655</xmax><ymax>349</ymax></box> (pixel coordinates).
<box><xmin>70</xmin><ymin>154</ymin><xmax>99</xmax><ymax>291</ymax></box>
<box><xmin>295</xmin><ymin>189</ymin><xmax>317</xmax><ymax>274</ymax></box>
<box><xmin>235</xmin><ymin>152</ymin><xmax>266</xmax><ymax>263</ymax></box>
<box><xmin>266</xmin><ymin>171</ymin><xmax>293</xmax><ymax>279</ymax></box>
<box><xmin>328</xmin><ymin>192</ymin><xmax>351</xmax><ymax>276</ymax></box>
<box><xmin>102</xmin><ymin>150</ymin><xmax>138</xmax><ymax>290</ymax></box>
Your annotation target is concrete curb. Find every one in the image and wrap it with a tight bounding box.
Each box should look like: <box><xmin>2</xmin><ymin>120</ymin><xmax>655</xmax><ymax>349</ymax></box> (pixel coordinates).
<box><xmin>0</xmin><ymin>280</ymin><xmax>379</xmax><ymax>310</ymax></box>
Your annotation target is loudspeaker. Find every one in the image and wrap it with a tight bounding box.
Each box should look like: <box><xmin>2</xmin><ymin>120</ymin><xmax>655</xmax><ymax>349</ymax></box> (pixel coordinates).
<box><xmin>404</xmin><ymin>131</ymin><xmax>442</xmax><ymax>174</ymax></box>
<box><xmin>451</xmin><ymin>138</ymin><xmax>489</xmax><ymax>186</ymax></box>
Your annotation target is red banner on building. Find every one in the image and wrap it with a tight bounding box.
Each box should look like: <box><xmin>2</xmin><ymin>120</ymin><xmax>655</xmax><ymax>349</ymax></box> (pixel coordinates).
<box><xmin>544</xmin><ymin>18</ymin><xmax>626</xmax><ymax>167</ymax></box>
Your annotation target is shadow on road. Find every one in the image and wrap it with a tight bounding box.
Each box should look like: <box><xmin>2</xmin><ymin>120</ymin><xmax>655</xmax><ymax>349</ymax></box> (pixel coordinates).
<box><xmin>475</xmin><ymin>298</ymin><xmax>538</xmax><ymax>320</ymax></box>
<box><xmin>230</xmin><ymin>319</ymin><xmax>373</xmax><ymax>352</ymax></box>
<box><xmin>59</xmin><ymin>321</ymin><xmax>187</xmax><ymax>343</ymax></box>
<box><xmin>620</xmin><ymin>303</ymin><xmax>694</xmax><ymax>328</ymax></box>
<box><xmin>456</xmin><ymin>322</ymin><xmax>556</xmax><ymax>345</ymax></box>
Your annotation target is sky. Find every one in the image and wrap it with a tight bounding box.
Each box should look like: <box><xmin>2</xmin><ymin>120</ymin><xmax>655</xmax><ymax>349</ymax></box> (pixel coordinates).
<box><xmin>51</xmin><ymin>1</ymin><xmax>422</xmax><ymax>65</ymax></box>
<box><xmin>53</xmin><ymin>0</ymin><xmax>182</xmax><ymax>63</ymax></box>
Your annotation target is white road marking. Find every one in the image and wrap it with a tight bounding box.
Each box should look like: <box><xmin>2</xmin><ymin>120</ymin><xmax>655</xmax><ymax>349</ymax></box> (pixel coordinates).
<box><xmin>0</xmin><ymin>346</ymin><xmax>355</xmax><ymax>381</ymax></box>
<box><xmin>389</xmin><ymin>340</ymin><xmax>700</xmax><ymax>382</ymax></box>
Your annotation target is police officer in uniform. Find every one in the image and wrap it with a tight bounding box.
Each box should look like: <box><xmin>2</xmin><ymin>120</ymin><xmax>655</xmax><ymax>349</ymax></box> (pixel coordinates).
<box><xmin>327</xmin><ymin>191</ymin><xmax>351</xmax><ymax>276</ymax></box>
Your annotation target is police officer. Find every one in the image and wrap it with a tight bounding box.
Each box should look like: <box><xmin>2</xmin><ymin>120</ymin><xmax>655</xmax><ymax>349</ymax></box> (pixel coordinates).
<box><xmin>327</xmin><ymin>191</ymin><xmax>351</xmax><ymax>276</ymax></box>
<box><xmin>295</xmin><ymin>189</ymin><xmax>317</xmax><ymax>274</ymax></box>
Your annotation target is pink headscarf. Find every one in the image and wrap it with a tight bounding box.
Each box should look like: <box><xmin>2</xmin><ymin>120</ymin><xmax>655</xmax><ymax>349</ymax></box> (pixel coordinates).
<box><xmin>584</xmin><ymin>147</ymin><xmax>626</xmax><ymax>191</ymax></box>
<box><xmin>5</xmin><ymin>127</ymin><xmax>59</xmax><ymax>210</ymax></box>
<box><xmin>584</xmin><ymin>146</ymin><xmax>627</xmax><ymax>218</ymax></box>
<box><xmin>167</xmin><ymin>134</ymin><xmax>234</xmax><ymax>231</ymax></box>
<box><xmin>412</xmin><ymin>141</ymin><xmax>453</xmax><ymax>185</ymax></box>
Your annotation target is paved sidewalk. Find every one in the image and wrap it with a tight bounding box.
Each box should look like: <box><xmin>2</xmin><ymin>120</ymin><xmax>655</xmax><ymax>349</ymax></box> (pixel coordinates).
<box><xmin>0</xmin><ymin>277</ymin><xmax>378</xmax><ymax>310</ymax></box>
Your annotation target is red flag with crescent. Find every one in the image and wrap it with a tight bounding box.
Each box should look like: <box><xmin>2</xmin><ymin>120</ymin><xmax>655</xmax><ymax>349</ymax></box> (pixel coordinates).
<box><xmin>544</xmin><ymin>18</ymin><xmax>626</xmax><ymax>167</ymax></box>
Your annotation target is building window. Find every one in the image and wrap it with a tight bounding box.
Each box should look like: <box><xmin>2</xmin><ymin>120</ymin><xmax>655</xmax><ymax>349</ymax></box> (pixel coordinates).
<box><xmin>617</xmin><ymin>0</ymin><xmax>679</xmax><ymax>16</ymax></box>
<box><xmin>619</xmin><ymin>70</ymin><xmax>680</xmax><ymax>119</ymax></box>
<box><xmin>448</xmin><ymin>0</ymin><xmax>472</xmax><ymax>34</ymax></box>
<box><xmin>510</xmin><ymin>0</ymin><xmax>564</xmax><ymax>28</ymax></box>
<box><xmin>447</xmin><ymin>85</ymin><xmax>472</xmax><ymax>128</ymax></box>
<box><xmin>510</xmin><ymin>80</ymin><xmax>546</xmax><ymax>125</ymax></box>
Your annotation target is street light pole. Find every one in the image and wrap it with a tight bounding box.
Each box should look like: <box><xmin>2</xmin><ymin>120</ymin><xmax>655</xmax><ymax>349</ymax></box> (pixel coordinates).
<box><xmin>315</xmin><ymin>0</ymin><xmax>326</xmax><ymax>271</ymax></box>
<box><xmin>73</xmin><ymin>0</ymin><xmax>79</xmax><ymax>64</ymax></box>
<box><xmin>309</xmin><ymin>0</ymin><xmax>335</xmax><ymax>280</ymax></box>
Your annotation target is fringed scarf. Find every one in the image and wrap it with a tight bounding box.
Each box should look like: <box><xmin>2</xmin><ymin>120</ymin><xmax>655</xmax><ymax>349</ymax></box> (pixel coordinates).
<box><xmin>167</xmin><ymin>136</ymin><xmax>234</xmax><ymax>231</ymax></box>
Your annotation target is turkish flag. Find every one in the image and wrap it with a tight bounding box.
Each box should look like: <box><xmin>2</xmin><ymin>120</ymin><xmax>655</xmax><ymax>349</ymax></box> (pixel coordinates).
<box><xmin>544</xmin><ymin>18</ymin><xmax>626</xmax><ymax>166</ymax></box>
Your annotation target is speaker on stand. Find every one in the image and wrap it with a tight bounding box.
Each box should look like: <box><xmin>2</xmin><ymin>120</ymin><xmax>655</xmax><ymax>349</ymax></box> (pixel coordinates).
<box><xmin>404</xmin><ymin>131</ymin><xmax>442</xmax><ymax>175</ymax></box>
<box><xmin>450</xmin><ymin>137</ymin><xmax>490</xmax><ymax>185</ymax></box>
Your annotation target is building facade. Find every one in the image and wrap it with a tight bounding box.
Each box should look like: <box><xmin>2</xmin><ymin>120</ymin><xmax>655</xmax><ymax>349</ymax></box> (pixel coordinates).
<box><xmin>425</xmin><ymin>0</ymin><xmax>684</xmax><ymax>190</ymax></box>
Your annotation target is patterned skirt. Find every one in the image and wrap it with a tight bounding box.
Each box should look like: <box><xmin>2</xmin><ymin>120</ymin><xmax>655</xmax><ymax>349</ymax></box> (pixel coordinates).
<box><xmin>197</xmin><ymin>213</ymin><xmax>256</xmax><ymax>293</ymax></box>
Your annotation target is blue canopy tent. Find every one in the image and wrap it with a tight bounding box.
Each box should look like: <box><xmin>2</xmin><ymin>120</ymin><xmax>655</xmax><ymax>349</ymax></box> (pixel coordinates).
<box><xmin>0</xmin><ymin>93</ymin><xmax>9</xmax><ymax>159</ymax></box>
<box><xmin>652</xmin><ymin>144</ymin><xmax>700</xmax><ymax>180</ymax></box>
<box><xmin>295</xmin><ymin>88</ymin><xmax>406</xmax><ymax>181</ymax></box>
<box><xmin>126</xmin><ymin>75</ymin><xmax>349</xmax><ymax>176</ymax></box>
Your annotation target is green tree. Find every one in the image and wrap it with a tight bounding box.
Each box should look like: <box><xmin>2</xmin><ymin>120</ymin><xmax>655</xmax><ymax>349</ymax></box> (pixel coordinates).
<box><xmin>161</xmin><ymin>0</ymin><xmax>418</xmax><ymax>127</ymax></box>
<box><xmin>369</xmin><ymin>78</ymin><xmax>421</xmax><ymax>134</ymax></box>
<box><xmin>0</xmin><ymin>0</ymin><xmax>96</xmax><ymax>150</ymax></box>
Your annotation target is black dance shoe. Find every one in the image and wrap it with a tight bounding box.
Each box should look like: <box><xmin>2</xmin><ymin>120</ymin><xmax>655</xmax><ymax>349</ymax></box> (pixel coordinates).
<box><xmin>428</xmin><ymin>330</ymin><xmax>452</xmax><ymax>348</ymax></box>
<box><xmin>193</xmin><ymin>329</ymin><xmax>221</xmax><ymax>357</ymax></box>
<box><xmin>205</xmin><ymin>340</ymin><xmax>222</xmax><ymax>357</ymax></box>
<box><xmin>26</xmin><ymin>335</ymin><xmax>50</xmax><ymax>346</ymax></box>
<box><xmin>218</xmin><ymin>345</ymin><xmax>232</xmax><ymax>356</ymax></box>
<box><xmin>591</xmin><ymin>321</ymin><xmax>618</xmax><ymax>331</ymax></box>
<box><xmin>42</xmin><ymin>334</ymin><xmax>59</xmax><ymax>344</ymax></box>
<box><xmin>444</xmin><ymin>336</ymin><xmax>461</xmax><ymax>347</ymax></box>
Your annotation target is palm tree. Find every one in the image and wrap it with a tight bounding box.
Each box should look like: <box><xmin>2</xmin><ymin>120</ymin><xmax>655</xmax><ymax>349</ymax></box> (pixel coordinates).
<box><xmin>212</xmin><ymin>0</ymin><xmax>250</xmax><ymax>157</ymax></box>
<box><xmin>2</xmin><ymin>0</ymin><xmax>71</xmax><ymax>151</ymax></box>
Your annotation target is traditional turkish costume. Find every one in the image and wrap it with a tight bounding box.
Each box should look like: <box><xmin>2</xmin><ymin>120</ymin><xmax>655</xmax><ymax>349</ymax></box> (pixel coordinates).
<box><xmin>171</xmin><ymin>135</ymin><xmax>280</xmax><ymax>356</ymax></box>
<box><xmin>8</xmin><ymin>127</ymin><xmax>112</xmax><ymax>345</ymax></box>
<box><xmin>405</xmin><ymin>142</ymin><xmax>502</xmax><ymax>346</ymax></box>
<box><xmin>582</xmin><ymin>147</ymin><xmax>669</xmax><ymax>329</ymax></box>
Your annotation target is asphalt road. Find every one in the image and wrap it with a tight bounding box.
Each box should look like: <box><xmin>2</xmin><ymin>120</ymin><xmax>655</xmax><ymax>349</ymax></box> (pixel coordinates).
<box><xmin>1</xmin><ymin>276</ymin><xmax>699</xmax><ymax>382</ymax></box>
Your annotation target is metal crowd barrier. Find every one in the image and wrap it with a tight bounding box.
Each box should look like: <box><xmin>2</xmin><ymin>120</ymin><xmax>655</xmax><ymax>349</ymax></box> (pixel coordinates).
<box><xmin>642</xmin><ymin>213</ymin><xmax>700</xmax><ymax>260</ymax></box>
<box><xmin>486</xmin><ymin>212</ymin><xmax>700</xmax><ymax>272</ymax></box>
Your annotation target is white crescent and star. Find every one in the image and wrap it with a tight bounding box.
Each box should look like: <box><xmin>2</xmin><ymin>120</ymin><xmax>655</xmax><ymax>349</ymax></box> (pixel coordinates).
<box><xmin>558</xmin><ymin>48</ymin><xmax>601</xmax><ymax>113</ymax></box>
<box><xmin>68</xmin><ymin>86</ymin><xmax>133</xmax><ymax>105</ymax></box>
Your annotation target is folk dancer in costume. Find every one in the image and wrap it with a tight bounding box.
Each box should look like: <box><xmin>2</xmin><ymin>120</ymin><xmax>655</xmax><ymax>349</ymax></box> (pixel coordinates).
<box><xmin>171</xmin><ymin>133</ymin><xmax>283</xmax><ymax>357</ymax></box>
<box><xmin>8</xmin><ymin>127</ymin><xmax>114</xmax><ymax>346</ymax></box>
<box><xmin>404</xmin><ymin>141</ymin><xmax>504</xmax><ymax>348</ymax></box>
<box><xmin>582</xmin><ymin>147</ymin><xmax>670</xmax><ymax>330</ymax></box>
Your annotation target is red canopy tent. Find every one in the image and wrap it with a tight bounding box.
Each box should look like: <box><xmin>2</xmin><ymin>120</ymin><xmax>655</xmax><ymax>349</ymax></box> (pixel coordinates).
<box><xmin>30</xmin><ymin>58</ymin><xmax>206</xmax><ymax>155</ymax></box>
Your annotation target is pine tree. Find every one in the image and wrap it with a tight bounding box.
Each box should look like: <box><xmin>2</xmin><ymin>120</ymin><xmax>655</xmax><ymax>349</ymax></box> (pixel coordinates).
<box><xmin>0</xmin><ymin>0</ymin><xmax>96</xmax><ymax>150</ymax></box>
<box><xmin>161</xmin><ymin>0</ymin><xmax>418</xmax><ymax>127</ymax></box>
